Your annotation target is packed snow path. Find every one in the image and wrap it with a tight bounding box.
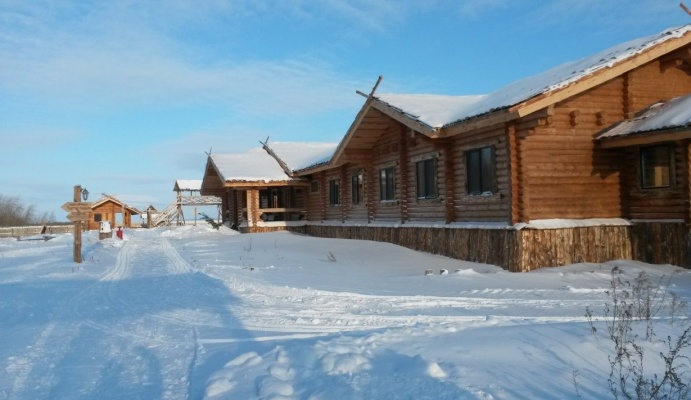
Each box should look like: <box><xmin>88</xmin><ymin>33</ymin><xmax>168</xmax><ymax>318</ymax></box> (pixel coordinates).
<box><xmin>2</xmin><ymin>227</ymin><xmax>690</xmax><ymax>399</ymax></box>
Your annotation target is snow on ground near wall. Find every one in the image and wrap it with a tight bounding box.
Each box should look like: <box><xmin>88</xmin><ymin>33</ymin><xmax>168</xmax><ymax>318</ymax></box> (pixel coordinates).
<box><xmin>0</xmin><ymin>225</ymin><xmax>689</xmax><ymax>399</ymax></box>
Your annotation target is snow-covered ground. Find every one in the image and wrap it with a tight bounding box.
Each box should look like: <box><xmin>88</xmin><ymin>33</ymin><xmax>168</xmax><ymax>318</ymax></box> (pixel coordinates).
<box><xmin>1</xmin><ymin>225</ymin><xmax>689</xmax><ymax>399</ymax></box>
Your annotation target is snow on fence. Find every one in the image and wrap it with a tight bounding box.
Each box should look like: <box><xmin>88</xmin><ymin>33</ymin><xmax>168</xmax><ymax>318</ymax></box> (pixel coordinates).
<box><xmin>0</xmin><ymin>225</ymin><xmax>74</xmax><ymax>238</ymax></box>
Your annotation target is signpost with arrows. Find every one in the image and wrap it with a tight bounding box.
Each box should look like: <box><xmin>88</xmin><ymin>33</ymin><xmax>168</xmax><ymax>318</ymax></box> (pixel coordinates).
<box><xmin>62</xmin><ymin>185</ymin><xmax>91</xmax><ymax>263</ymax></box>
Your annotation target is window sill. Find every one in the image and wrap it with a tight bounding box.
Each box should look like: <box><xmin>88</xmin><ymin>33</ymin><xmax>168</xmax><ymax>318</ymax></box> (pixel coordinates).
<box><xmin>460</xmin><ymin>192</ymin><xmax>502</xmax><ymax>203</ymax></box>
<box><xmin>415</xmin><ymin>197</ymin><xmax>443</xmax><ymax>204</ymax></box>
<box><xmin>379</xmin><ymin>200</ymin><xmax>399</xmax><ymax>207</ymax></box>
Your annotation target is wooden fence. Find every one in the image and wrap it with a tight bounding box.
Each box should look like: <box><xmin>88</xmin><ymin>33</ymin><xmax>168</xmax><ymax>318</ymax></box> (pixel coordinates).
<box><xmin>290</xmin><ymin>221</ymin><xmax>690</xmax><ymax>272</ymax></box>
<box><xmin>0</xmin><ymin>225</ymin><xmax>73</xmax><ymax>238</ymax></box>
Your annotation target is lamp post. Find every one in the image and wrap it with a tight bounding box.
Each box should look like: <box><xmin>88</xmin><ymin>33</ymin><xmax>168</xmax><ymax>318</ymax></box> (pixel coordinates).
<box><xmin>81</xmin><ymin>188</ymin><xmax>89</xmax><ymax>201</ymax></box>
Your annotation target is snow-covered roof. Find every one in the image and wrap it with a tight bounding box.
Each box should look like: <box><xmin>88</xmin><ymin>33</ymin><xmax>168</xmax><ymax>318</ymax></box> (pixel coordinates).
<box><xmin>174</xmin><ymin>180</ymin><xmax>202</xmax><ymax>192</ymax></box>
<box><xmin>90</xmin><ymin>195</ymin><xmax>141</xmax><ymax>215</ymax></box>
<box><xmin>374</xmin><ymin>94</ymin><xmax>487</xmax><ymax>129</ymax></box>
<box><xmin>373</xmin><ymin>24</ymin><xmax>691</xmax><ymax>129</ymax></box>
<box><xmin>210</xmin><ymin>148</ymin><xmax>297</xmax><ymax>183</ymax></box>
<box><xmin>598</xmin><ymin>94</ymin><xmax>691</xmax><ymax>140</ymax></box>
<box><xmin>267</xmin><ymin>142</ymin><xmax>338</xmax><ymax>172</ymax></box>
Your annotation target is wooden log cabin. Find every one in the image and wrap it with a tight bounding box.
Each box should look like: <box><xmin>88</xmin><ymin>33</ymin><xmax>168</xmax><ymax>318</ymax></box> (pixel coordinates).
<box><xmin>202</xmin><ymin>24</ymin><xmax>691</xmax><ymax>271</ymax></box>
<box><xmin>201</xmin><ymin>142</ymin><xmax>336</xmax><ymax>232</ymax></box>
<box><xmin>87</xmin><ymin>195</ymin><xmax>141</xmax><ymax>231</ymax></box>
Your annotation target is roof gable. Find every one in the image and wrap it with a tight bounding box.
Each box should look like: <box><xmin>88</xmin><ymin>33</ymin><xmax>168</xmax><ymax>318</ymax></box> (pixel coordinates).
<box><xmin>359</xmin><ymin>25</ymin><xmax>691</xmax><ymax>136</ymax></box>
<box><xmin>266</xmin><ymin>141</ymin><xmax>338</xmax><ymax>173</ymax></box>
<box><xmin>209</xmin><ymin>148</ymin><xmax>295</xmax><ymax>183</ymax></box>
<box><xmin>174</xmin><ymin>180</ymin><xmax>202</xmax><ymax>192</ymax></box>
<box><xmin>91</xmin><ymin>196</ymin><xmax>141</xmax><ymax>215</ymax></box>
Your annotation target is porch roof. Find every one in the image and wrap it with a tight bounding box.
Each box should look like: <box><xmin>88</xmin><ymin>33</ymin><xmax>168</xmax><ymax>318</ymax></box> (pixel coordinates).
<box><xmin>209</xmin><ymin>148</ymin><xmax>300</xmax><ymax>184</ymax></box>
<box><xmin>597</xmin><ymin>93</ymin><xmax>691</xmax><ymax>148</ymax></box>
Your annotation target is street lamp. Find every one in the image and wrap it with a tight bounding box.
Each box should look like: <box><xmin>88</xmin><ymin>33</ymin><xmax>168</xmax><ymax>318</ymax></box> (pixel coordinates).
<box><xmin>81</xmin><ymin>188</ymin><xmax>89</xmax><ymax>201</ymax></box>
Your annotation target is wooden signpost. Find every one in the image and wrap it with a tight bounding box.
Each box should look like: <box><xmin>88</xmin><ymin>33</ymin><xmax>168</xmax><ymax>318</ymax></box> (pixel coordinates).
<box><xmin>62</xmin><ymin>185</ymin><xmax>91</xmax><ymax>263</ymax></box>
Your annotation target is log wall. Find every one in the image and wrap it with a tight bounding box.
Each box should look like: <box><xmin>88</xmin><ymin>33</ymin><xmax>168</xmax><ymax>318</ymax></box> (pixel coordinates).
<box><xmin>517</xmin><ymin>79</ymin><xmax>625</xmax><ymax>220</ymax></box>
<box><xmin>451</xmin><ymin>124</ymin><xmax>510</xmax><ymax>221</ymax></box>
<box><xmin>344</xmin><ymin>163</ymin><xmax>368</xmax><ymax>221</ymax></box>
<box><xmin>621</xmin><ymin>143</ymin><xmax>688</xmax><ymax>219</ymax></box>
<box><xmin>405</xmin><ymin>132</ymin><xmax>447</xmax><ymax>222</ymax></box>
<box><xmin>372</xmin><ymin>126</ymin><xmax>403</xmax><ymax>222</ymax></box>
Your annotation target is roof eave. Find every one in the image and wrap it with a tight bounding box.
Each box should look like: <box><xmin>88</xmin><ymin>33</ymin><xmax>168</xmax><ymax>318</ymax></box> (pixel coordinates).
<box><xmin>511</xmin><ymin>30</ymin><xmax>691</xmax><ymax>119</ymax></box>
<box><xmin>599</xmin><ymin>126</ymin><xmax>691</xmax><ymax>148</ymax></box>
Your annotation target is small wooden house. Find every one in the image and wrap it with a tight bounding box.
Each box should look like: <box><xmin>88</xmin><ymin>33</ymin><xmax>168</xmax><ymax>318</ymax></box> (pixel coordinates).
<box><xmin>200</xmin><ymin>142</ymin><xmax>336</xmax><ymax>232</ymax></box>
<box><xmin>87</xmin><ymin>195</ymin><xmax>141</xmax><ymax>231</ymax></box>
<box><xmin>203</xmin><ymin>24</ymin><xmax>691</xmax><ymax>271</ymax></box>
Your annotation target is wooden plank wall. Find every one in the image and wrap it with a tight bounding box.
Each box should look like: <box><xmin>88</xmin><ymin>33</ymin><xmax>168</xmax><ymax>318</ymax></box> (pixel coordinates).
<box><xmin>299</xmin><ymin>225</ymin><xmax>517</xmax><ymax>270</ymax></box>
<box><xmin>631</xmin><ymin>222</ymin><xmax>691</xmax><ymax>266</ymax></box>
<box><xmin>516</xmin><ymin>226</ymin><xmax>632</xmax><ymax>271</ymax></box>
<box><xmin>290</xmin><ymin>222</ymin><xmax>690</xmax><ymax>271</ymax></box>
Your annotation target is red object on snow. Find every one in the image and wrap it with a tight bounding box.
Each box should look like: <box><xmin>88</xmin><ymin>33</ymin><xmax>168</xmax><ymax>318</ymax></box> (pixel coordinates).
<box><xmin>116</xmin><ymin>228</ymin><xmax>123</xmax><ymax>239</ymax></box>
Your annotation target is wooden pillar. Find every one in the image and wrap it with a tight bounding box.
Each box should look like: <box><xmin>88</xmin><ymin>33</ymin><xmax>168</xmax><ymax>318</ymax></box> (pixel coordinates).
<box><xmin>507</xmin><ymin>122</ymin><xmax>521</xmax><ymax>225</ymax></box>
<box><xmin>365</xmin><ymin>156</ymin><xmax>375</xmax><ymax>223</ymax></box>
<box><xmin>399</xmin><ymin>126</ymin><xmax>409</xmax><ymax>223</ymax></box>
<box><xmin>340</xmin><ymin>165</ymin><xmax>348</xmax><ymax>222</ymax></box>
<box><xmin>73</xmin><ymin>185</ymin><xmax>82</xmax><ymax>263</ymax></box>
<box><xmin>440</xmin><ymin>140</ymin><xmax>456</xmax><ymax>223</ymax></box>
<box><xmin>246</xmin><ymin>189</ymin><xmax>259</xmax><ymax>228</ymax></box>
<box><xmin>319</xmin><ymin>171</ymin><xmax>327</xmax><ymax>221</ymax></box>
<box><xmin>686</xmin><ymin>143</ymin><xmax>691</xmax><ymax>225</ymax></box>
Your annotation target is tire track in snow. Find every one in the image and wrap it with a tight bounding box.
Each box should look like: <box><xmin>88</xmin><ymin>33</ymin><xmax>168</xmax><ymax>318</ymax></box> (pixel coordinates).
<box><xmin>196</xmin><ymin>267</ymin><xmax>603</xmax><ymax>336</ymax></box>
<box><xmin>8</xmin><ymin>242</ymin><xmax>133</xmax><ymax>399</ymax></box>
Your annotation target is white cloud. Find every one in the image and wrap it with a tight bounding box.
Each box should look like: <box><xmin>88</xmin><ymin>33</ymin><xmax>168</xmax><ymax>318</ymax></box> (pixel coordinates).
<box><xmin>0</xmin><ymin>1</ymin><xmax>372</xmax><ymax>119</ymax></box>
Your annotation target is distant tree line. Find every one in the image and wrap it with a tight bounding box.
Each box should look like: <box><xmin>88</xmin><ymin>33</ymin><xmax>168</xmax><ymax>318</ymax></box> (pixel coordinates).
<box><xmin>0</xmin><ymin>195</ymin><xmax>56</xmax><ymax>227</ymax></box>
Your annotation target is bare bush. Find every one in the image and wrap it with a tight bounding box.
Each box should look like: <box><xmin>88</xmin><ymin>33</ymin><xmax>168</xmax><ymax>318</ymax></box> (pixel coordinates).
<box><xmin>586</xmin><ymin>267</ymin><xmax>691</xmax><ymax>400</ymax></box>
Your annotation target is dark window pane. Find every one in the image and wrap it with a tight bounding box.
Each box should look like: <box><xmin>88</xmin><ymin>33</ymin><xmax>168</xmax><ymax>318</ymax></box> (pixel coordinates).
<box><xmin>467</xmin><ymin>150</ymin><xmax>481</xmax><ymax>194</ymax></box>
<box><xmin>641</xmin><ymin>146</ymin><xmax>671</xmax><ymax>188</ymax></box>
<box><xmin>466</xmin><ymin>147</ymin><xmax>495</xmax><ymax>195</ymax></box>
<box><xmin>329</xmin><ymin>180</ymin><xmax>340</xmax><ymax>205</ymax></box>
<box><xmin>416</xmin><ymin>158</ymin><xmax>436</xmax><ymax>199</ymax></box>
<box><xmin>380</xmin><ymin>167</ymin><xmax>395</xmax><ymax>201</ymax></box>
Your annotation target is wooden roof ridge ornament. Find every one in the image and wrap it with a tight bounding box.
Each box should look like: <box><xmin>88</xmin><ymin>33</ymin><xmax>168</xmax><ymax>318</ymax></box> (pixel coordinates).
<box><xmin>260</xmin><ymin>137</ymin><xmax>294</xmax><ymax>177</ymax></box>
<box><xmin>682</xmin><ymin>2</ymin><xmax>691</xmax><ymax>16</ymax></box>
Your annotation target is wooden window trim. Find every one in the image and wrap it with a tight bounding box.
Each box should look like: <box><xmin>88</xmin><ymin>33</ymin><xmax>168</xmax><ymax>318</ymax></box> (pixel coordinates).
<box><xmin>465</xmin><ymin>146</ymin><xmax>497</xmax><ymax>196</ymax></box>
<box><xmin>639</xmin><ymin>144</ymin><xmax>674</xmax><ymax>190</ymax></box>
<box><xmin>328</xmin><ymin>179</ymin><xmax>340</xmax><ymax>206</ymax></box>
<box><xmin>379</xmin><ymin>167</ymin><xmax>396</xmax><ymax>202</ymax></box>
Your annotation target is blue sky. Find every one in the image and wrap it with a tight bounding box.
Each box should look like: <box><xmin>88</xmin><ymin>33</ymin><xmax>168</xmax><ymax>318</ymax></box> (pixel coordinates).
<box><xmin>1</xmin><ymin>0</ymin><xmax>688</xmax><ymax>220</ymax></box>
